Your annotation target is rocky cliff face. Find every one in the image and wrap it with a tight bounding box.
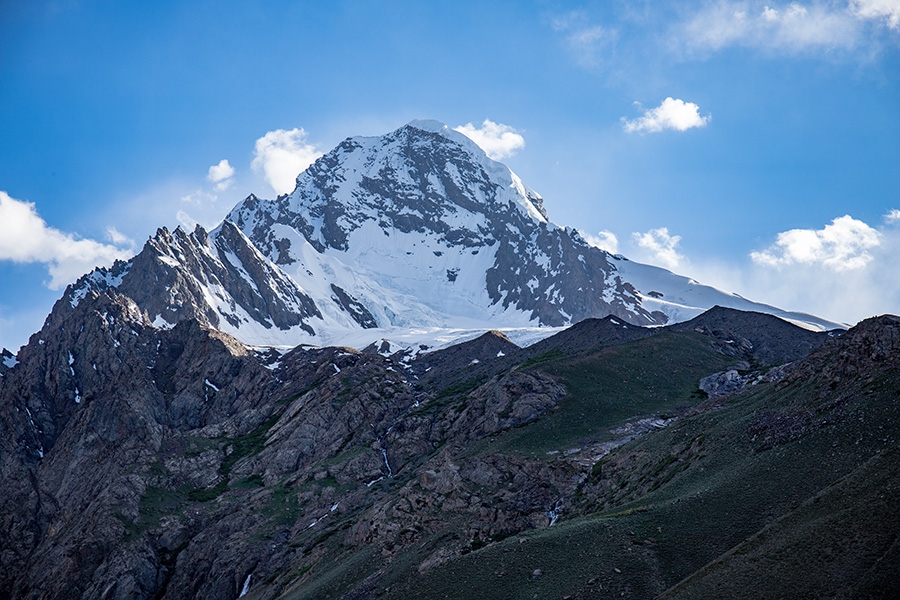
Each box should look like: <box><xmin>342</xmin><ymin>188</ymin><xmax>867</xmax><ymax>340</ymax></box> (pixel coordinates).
<box><xmin>0</xmin><ymin>281</ymin><xmax>586</xmax><ymax>599</ymax></box>
<box><xmin>3</xmin><ymin>281</ymin><xmax>882</xmax><ymax>599</ymax></box>
<box><xmin>0</xmin><ymin>288</ymin><xmax>282</xmax><ymax>599</ymax></box>
<box><xmin>65</xmin><ymin>221</ymin><xmax>322</xmax><ymax>344</ymax></box>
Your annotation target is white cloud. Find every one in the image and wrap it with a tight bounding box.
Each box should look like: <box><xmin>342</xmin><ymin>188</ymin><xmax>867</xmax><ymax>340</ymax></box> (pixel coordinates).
<box><xmin>453</xmin><ymin>119</ymin><xmax>526</xmax><ymax>160</ymax></box>
<box><xmin>852</xmin><ymin>0</ymin><xmax>900</xmax><ymax>30</ymax></box>
<box><xmin>207</xmin><ymin>159</ymin><xmax>235</xmax><ymax>191</ymax></box>
<box><xmin>110</xmin><ymin>175</ymin><xmax>245</xmax><ymax>245</ymax></box>
<box><xmin>0</xmin><ymin>191</ymin><xmax>132</xmax><ymax>289</ymax></box>
<box><xmin>613</xmin><ymin>214</ymin><xmax>900</xmax><ymax>328</ymax></box>
<box><xmin>750</xmin><ymin>214</ymin><xmax>881</xmax><ymax>271</ymax></box>
<box><xmin>632</xmin><ymin>227</ymin><xmax>685</xmax><ymax>269</ymax></box>
<box><xmin>617</xmin><ymin>221</ymin><xmax>899</xmax><ymax>329</ymax></box>
<box><xmin>176</xmin><ymin>191</ymin><xmax>222</xmax><ymax>232</ymax></box>
<box><xmin>570</xmin><ymin>25</ymin><xmax>614</xmax><ymax>47</ymax></box>
<box><xmin>685</xmin><ymin>250</ymin><xmax>898</xmax><ymax>328</ymax></box>
<box><xmin>180</xmin><ymin>188</ymin><xmax>217</xmax><ymax>206</ymax></box>
<box><xmin>736</xmin><ymin>220</ymin><xmax>900</xmax><ymax>325</ymax></box>
<box><xmin>177</xmin><ymin>188</ymin><xmax>223</xmax><ymax>231</ymax></box>
<box><xmin>678</xmin><ymin>1</ymin><xmax>879</xmax><ymax>54</ymax></box>
<box><xmin>105</xmin><ymin>226</ymin><xmax>134</xmax><ymax>247</ymax></box>
<box><xmin>553</xmin><ymin>2</ymin><xmax>898</xmax><ymax>76</ymax></box>
<box><xmin>622</xmin><ymin>98</ymin><xmax>711</xmax><ymax>134</ymax></box>
<box><xmin>176</xmin><ymin>210</ymin><xmax>199</xmax><ymax>231</ymax></box>
<box><xmin>252</xmin><ymin>128</ymin><xmax>323</xmax><ymax>196</ymax></box>
<box><xmin>582</xmin><ymin>229</ymin><xmax>620</xmax><ymax>254</ymax></box>
<box><xmin>885</xmin><ymin>208</ymin><xmax>900</xmax><ymax>222</ymax></box>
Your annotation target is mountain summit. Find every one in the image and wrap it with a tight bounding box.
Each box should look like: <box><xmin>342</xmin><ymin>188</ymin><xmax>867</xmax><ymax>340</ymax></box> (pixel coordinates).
<box><xmin>65</xmin><ymin>120</ymin><xmax>839</xmax><ymax>349</ymax></box>
<box><xmin>225</xmin><ymin>120</ymin><xmax>658</xmax><ymax>332</ymax></box>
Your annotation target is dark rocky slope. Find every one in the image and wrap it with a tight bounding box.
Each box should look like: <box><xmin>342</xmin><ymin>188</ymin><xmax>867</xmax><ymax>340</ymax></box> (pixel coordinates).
<box><xmin>0</xmin><ymin>304</ymin><xmax>895</xmax><ymax>600</ymax></box>
<box><xmin>394</xmin><ymin>315</ymin><xmax>900</xmax><ymax>599</ymax></box>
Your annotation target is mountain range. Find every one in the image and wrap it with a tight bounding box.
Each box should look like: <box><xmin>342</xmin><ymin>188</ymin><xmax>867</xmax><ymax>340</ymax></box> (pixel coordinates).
<box><xmin>61</xmin><ymin>119</ymin><xmax>839</xmax><ymax>355</ymax></box>
<box><xmin>0</xmin><ymin>120</ymin><xmax>895</xmax><ymax>600</ymax></box>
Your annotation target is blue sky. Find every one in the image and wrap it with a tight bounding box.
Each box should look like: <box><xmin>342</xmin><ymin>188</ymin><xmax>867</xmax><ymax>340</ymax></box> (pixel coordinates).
<box><xmin>1</xmin><ymin>0</ymin><xmax>899</xmax><ymax>350</ymax></box>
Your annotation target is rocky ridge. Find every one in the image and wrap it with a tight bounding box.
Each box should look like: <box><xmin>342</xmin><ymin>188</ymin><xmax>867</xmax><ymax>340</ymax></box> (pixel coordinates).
<box><xmin>1</xmin><ymin>288</ymin><xmax>870</xmax><ymax>599</ymax></box>
<box><xmin>0</xmin><ymin>283</ymin><xmax>586</xmax><ymax>599</ymax></box>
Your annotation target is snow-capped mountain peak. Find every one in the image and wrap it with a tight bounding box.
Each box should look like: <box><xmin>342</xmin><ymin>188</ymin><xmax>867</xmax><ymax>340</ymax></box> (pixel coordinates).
<box><xmin>224</xmin><ymin>121</ymin><xmax>656</xmax><ymax>335</ymax></box>
<box><xmin>62</xmin><ymin>120</ymin><xmax>841</xmax><ymax>351</ymax></box>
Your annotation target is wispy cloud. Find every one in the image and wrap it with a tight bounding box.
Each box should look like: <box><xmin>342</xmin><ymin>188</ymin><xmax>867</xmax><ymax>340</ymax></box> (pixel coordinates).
<box><xmin>633</xmin><ymin>227</ymin><xmax>685</xmax><ymax>269</ymax></box>
<box><xmin>676</xmin><ymin>0</ymin><xmax>900</xmax><ymax>56</ymax></box>
<box><xmin>622</xmin><ymin>97</ymin><xmax>711</xmax><ymax>133</ymax></box>
<box><xmin>885</xmin><ymin>208</ymin><xmax>900</xmax><ymax>222</ymax></box>
<box><xmin>175</xmin><ymin>210</ymin><xmax>200</xmax><ymax>231</ymax></box>
<box><xmin>582</xmin><ymin>229</ymin><xmax>620</xmax><ymax>254</ymax></box>
<box><xmin>105</xmin><ymin>226</ymin><xmax>134</xmax><ymax>248</ymax></box>
<box><xmin>0</xmin><ymin>191</ymin><xmax>132</xmax><ymax>289</ymax></box>
<box><xmin>551</xmin><ymin>11</ymin><xmax>621</xmax><ymax>70</ymax></box>
<box><xmin>180</xmin><ymin>188</ymin><xmax>217</xmax><ymax>206</ymax></box>
<box><xmin>206</xmin><ymin>159</ymin><xmax>235</xmax><ymax>191</ymax></box>
<box><xmin>454</xmin><ymin>119</ymin><xmax>526</xmax><ymax>160</ymax></box>
<box><xmin>552</xmin><ymin>2</ymin><xmax>899</xmax><ymax>73</ymax></box>
<box><xmin>750</xmin><ymin>214</ymin><xmax>881</xmax><ymax>271</ymax></box>
<box><xmin>176</xmin><ymin>188</ymin><xmax>220</xmax><ymax>231</ymax></box>
<box><xmin>252</xmin><ymin>128</ymin><xmax>323</xmax><ymax>196</ymax></box>
<box><xmin>851</xmin><ymin>0</ymin><xmax>900</xmax><ymax>30</ymax></box>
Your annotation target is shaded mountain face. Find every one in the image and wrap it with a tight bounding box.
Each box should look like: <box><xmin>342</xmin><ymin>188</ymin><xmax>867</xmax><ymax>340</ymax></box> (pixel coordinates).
<box><xmin>66</xmin><ymin>222</ymin><xmax>322</xmax><ymax>341</ymax></box>
<box><xmin>57</xmin><ymin>120</ymin><xmax>837</xmax><ymax>353</ymax></box>
<box><xmin>670</xmin><ymin>305</ymin><xmax>834</xmax><ymax>366</ymax></box>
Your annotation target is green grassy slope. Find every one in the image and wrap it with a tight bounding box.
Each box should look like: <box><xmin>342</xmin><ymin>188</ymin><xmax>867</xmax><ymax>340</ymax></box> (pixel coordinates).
<box><xmin>477</xmin><ymin>331</ymin><xmax>733</xmax><ymax>457</ymax></box>
<box><xmin>380</xmin><ymin>331</ymin><xmax>900</xmax><ymax>599</ymax></box>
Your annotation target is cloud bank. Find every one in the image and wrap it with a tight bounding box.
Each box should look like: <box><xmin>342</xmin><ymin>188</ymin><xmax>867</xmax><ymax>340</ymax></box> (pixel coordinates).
<box><xmin>750</xmin><ymin>214</ymin><xmax>881</xmax><ymax>271</ymax></box>
<box><xmin>454</xmin><ymin>119</ymin><xmax>526</xmax><ymax>160</ymax></box>
<box><xmin>682</xmin><ymin>1</ymin><xmax>860</xmax><ymax>53</ymax></box>
<box><xmin>596</xmin><ymin>213</ymin><xmax>899</xmax><ymax>326</ymax></box>
<box><xmin>693</xmin><ymin>213</ymin><xmax>900</xmax><ymax>326</ymax></box>
<box><xmin>622</xmin><ymin>98</ymin><xmax>711</xmax><ymax>133</ymax></box>
<box><xmin>678</xmin><ymin>0</ymin><xmax>900</xmax><ymax>56</ymax></box>
<box><xmin>252</xmin><ymin>128</ymin><xmax>323</xmax><ymax>196</ymax></box>
<box><xmin>553</xmin><ymin>2</ymin><xmax>900</xmax><ymax>75</ymax></box>
<box><xmin>0</xmin><ymin>191</ymin><xmax>132</xmax><ymax>289</ymax></box>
